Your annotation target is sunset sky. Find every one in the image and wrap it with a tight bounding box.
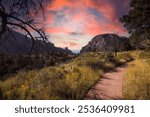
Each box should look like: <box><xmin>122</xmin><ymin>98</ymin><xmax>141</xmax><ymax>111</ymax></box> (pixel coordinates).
<box><xmin>42</xmin><ymin>0</ymin><xmax>130</xmax><ymax>52</ymax></box>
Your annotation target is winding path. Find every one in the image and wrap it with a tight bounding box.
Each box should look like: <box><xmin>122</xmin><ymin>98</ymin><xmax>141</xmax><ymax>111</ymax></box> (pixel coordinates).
<box><xmin>84</xmin><ymin>64</ymin><xmax>128</xmax><ymax>100</ymax></box>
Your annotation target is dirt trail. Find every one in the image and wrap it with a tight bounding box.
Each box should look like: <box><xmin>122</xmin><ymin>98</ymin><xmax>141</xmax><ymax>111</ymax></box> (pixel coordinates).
<box><xmin>84</xmin><ymin>64</ymin><xmax>128</xmax><ymax>100</ymax></box>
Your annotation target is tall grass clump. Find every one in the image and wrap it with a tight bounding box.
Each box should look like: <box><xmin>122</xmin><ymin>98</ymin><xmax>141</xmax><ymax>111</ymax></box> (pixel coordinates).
<box><xmin>123</xmin><ymin>52</ymin><xmax>150</xmax><ymax>99</ymax></box>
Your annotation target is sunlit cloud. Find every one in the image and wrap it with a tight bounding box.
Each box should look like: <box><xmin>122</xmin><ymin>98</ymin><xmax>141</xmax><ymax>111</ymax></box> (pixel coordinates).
<box><xmin>41</xmin><ymin>0</ymin><xmax>130</xmax><ymax>51</ymax></box>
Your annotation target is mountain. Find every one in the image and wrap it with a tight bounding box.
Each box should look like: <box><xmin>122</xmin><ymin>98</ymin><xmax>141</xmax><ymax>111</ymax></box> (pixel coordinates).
<box><xmin>0</xmin><ymin>30</ymin><xmax>73</xmax><ymax>54</ymax></box>
<box><xmin>80</xmin><ymin>34</ymin><xmax>132</xmax><ymax>54</ymax></box>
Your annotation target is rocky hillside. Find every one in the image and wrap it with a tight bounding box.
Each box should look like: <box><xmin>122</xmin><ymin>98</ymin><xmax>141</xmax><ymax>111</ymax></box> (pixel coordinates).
<box><xmin>80</xmin><ymin>34</ymin><xmax>132</xmax><ymax>53</ymax></box>
<box><xmin>0</xmin><ymin>30</ymin><xmax>73</xmax><ymax>54</ymax></box>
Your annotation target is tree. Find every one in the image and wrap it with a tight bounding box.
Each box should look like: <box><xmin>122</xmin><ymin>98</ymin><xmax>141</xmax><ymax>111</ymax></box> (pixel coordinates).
<box><xmin>120</xmin><ymin>0</ymin><xmax>150</xmax><ymax>49</ymax></box>
<box><xmin>0</xmin><ymin>0</ymin><xmax>49</xmax><ymax>51</ymax></box>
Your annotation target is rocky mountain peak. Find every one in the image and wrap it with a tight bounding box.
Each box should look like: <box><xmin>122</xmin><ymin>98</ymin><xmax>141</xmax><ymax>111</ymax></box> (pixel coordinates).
<box><xmin>80</xmin><ymin>33</ymin><xmax>132</xmax><ymax>54</ymax></box>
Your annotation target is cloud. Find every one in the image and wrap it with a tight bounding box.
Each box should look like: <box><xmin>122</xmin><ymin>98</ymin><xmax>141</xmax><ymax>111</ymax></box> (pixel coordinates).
<box><xmin>49</xmin><ymin>33</ymin><xmax>93</xmax><ymax>50</ymax></box>
<box><xmin>70</xmin><ymin>32</ymin><xmax>84</xmax><ymax>35</ymax></box>
<box><xmin>62</xmin><ymin>42</ymin><xmax>79</xmax><ymax>47</ymax></box>
<box><xmin>41</xmin><ymin>0</ymin><xmax>130</xmax><ymax>50</ymax></box>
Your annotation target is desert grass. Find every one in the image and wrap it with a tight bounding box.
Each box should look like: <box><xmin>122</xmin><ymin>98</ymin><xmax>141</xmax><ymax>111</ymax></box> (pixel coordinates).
<box><xmin>123</xmin><ymin>51</ymin><xmax>150</xmax><ymax>99</ymax></box>
<box><xmin>0</xmin><ymin>52</ymin><xmax>132</xmax><ymax>99</ymax></box>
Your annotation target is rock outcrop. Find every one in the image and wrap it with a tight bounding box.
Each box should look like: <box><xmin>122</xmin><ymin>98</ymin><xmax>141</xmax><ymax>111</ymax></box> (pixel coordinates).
<box><xmin>80</xmin><ymin>34</ymin><xmax>132</xmax><ymax>53</ymax></box>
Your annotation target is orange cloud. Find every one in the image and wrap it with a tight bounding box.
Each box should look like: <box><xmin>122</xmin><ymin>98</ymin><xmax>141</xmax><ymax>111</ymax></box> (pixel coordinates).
<box><xmin>47</xmin><ymin>0</ymin><xmax>116</xmax><ymax>19</ymax></box>
<box><xmin>45</xmin><ymin>0</ymin><xmax>128</xmax><ymax>36</ymax></box>
<box><xmin>46</xmin><ymin>27</ymin><xmax>72</xmax><ymax>34</ymax></box>
<box><xmin>62</xmin><ymin>41</ymin><xmax>78</xmax><ymax>47</ymax></box>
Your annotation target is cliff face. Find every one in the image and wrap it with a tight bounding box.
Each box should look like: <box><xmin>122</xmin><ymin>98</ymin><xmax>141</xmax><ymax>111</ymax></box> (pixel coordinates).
<box><xmin>0</xmin><ymin>30</ymin><xmax>73</xmax><ymax>55</ymax></box>
<box><xmin>80</xmin><ymin>34</ymin><xmax>132</xmax><ymax>54</ymax></box>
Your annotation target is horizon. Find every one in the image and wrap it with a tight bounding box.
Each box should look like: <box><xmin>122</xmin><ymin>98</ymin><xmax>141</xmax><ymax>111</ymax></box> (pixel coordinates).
<box><xmin>58</xmin><ymin>33</ymin><xmax>130</xmax><ymax>54</ymax></box>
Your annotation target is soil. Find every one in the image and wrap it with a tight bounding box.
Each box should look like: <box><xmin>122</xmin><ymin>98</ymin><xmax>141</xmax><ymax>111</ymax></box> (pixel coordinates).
<box><xmin>84</xmin><ymin>64</ymin><xmax>128</xmax><ymax>100</ymax></box>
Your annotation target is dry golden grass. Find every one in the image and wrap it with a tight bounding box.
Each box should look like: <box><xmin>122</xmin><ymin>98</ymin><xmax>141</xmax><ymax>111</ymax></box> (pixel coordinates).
<box><xmin>123</xmin><ymin>51</ymin><xmax>150</xmax><ymax>100</ymax></box>
<box><xmin>0</xmin><ymin>52</ymin><xmax>133</xmax><ymax>99</ymax></box>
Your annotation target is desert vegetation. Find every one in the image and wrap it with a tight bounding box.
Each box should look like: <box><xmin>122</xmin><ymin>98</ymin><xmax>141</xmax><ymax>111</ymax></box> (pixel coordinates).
<box><xmin>123</xmin><ymin>51</ymin><xmax>150</xmax><ymax>99</ymax></box>
<box><xmin>0</xmin><ymin>52</ymin><xmax>133</xmax><ymax>99</ymax></box>
<box><xmin>0</xmin><ymin>53</ymin><xmax>74</xmax><ymax>79</ymax></box>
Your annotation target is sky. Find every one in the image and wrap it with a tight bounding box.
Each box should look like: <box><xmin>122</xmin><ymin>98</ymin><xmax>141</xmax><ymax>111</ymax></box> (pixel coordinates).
<box><xmin>42</xmin><ymin>0</ymin><xmax>130</xmax><ymax>52</ymax></box>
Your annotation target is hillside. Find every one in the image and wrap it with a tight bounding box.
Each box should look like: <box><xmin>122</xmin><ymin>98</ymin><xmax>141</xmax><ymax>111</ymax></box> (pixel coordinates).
<box><xmin>0</xmin><ymin>30</ymin><xmax>73</xmax><ymax>55</ymax></box>
<box><xmin>0</xmin><ymin>50</ymin><xmax>150</xmax><ymax>100</ymax></box>
<box><xmin>0</xmin><ymin>51</ymin><xmax>133</xmax><ymax>99</ymax></box>
<box><xmin>123</xmin><ymin>51</ymin><xmax>150</xmax><ymax>99</ymax></box>
<box><xmin>0</xmin><ymin>53</ymin><xmax>74</xmax><ymax>78</ymax></box>
<box><xmin>0</xmin><ymin>31</ymin><xmax>149</xmax><ymax>100</ymax></box>
<box><xmin>80</xmin><ymin>34</ymin><xmax>133</xmax><ymax>53</ymax></box>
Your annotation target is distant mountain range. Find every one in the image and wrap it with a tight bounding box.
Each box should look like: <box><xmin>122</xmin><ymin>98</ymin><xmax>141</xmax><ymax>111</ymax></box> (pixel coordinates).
<box><xmin>0</xmin><ymin>31</ymin><xmax>133</xmax><ymax>55</ymax></box>
<box><xmin>0</xmin><ymin>30</ymin><xmax>73</xmax><ymax>55</ymax></box>
<box><xmin>80</xmin><ymin>34</ymin><xmax>133</xmax><ymax>54</ymax></box>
